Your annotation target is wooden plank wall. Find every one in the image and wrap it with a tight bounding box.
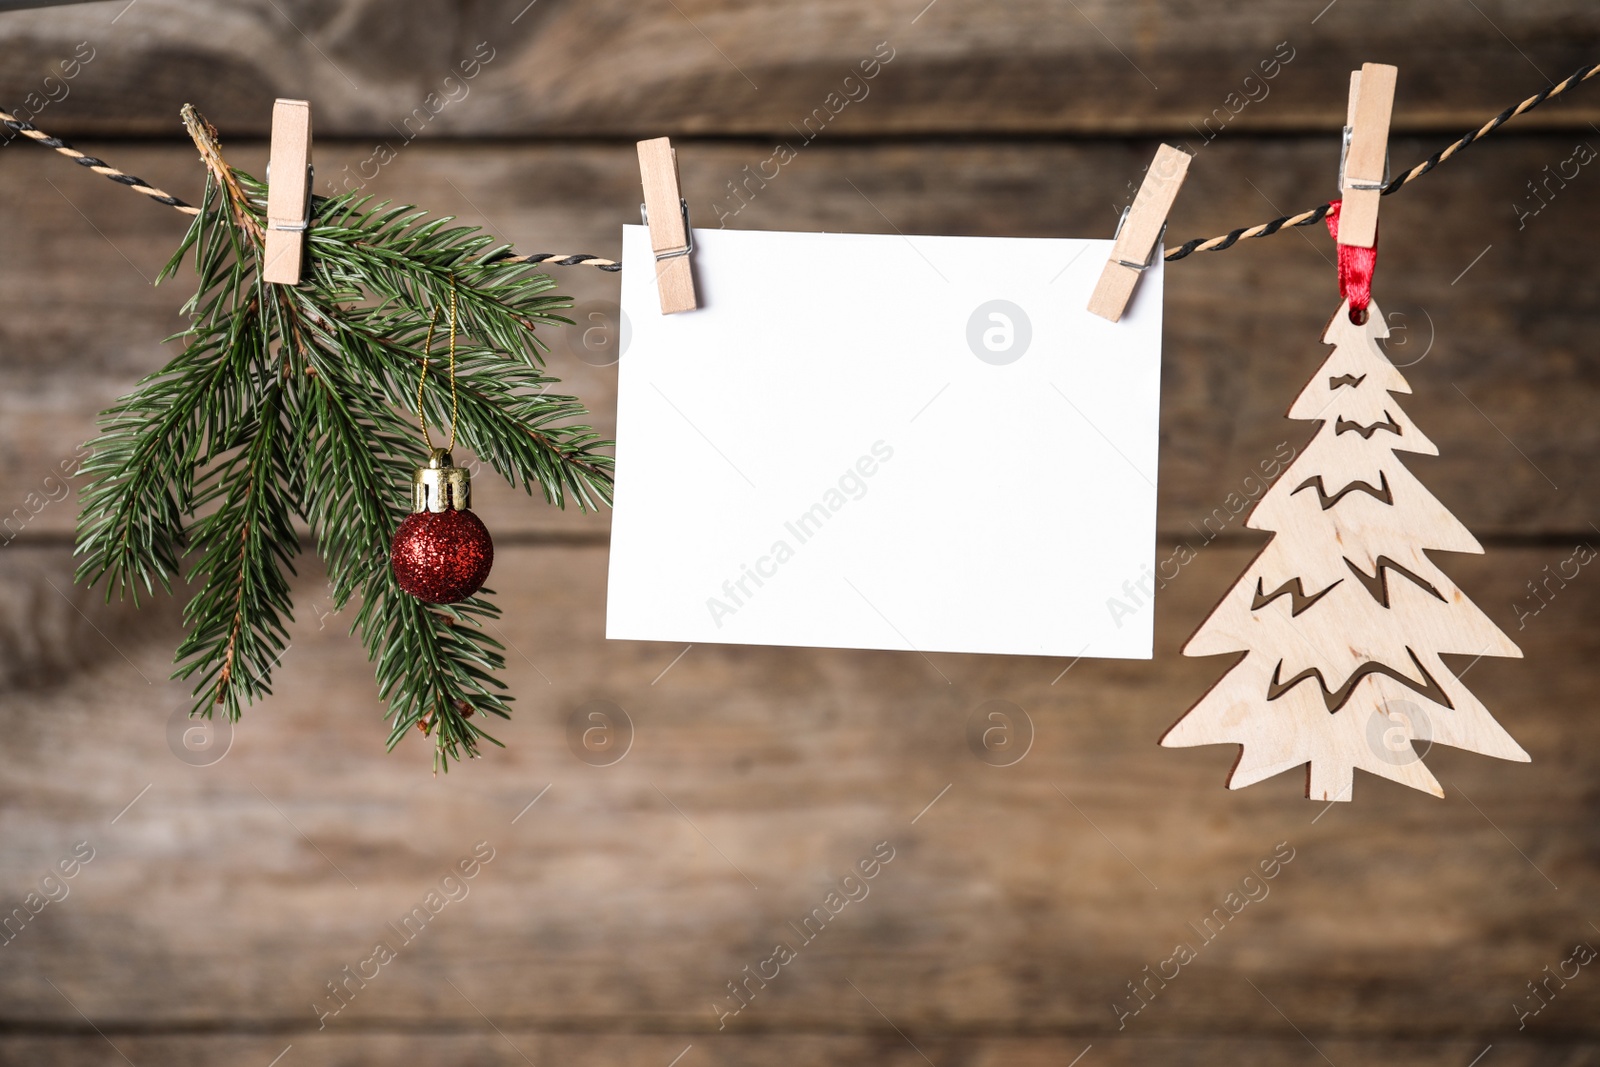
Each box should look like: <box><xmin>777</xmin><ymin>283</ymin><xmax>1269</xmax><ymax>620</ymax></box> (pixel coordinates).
<box><xmin>1</xmin><ymin>2</ymin><xmax>1598</xmax><ymax>1064</ymax></box>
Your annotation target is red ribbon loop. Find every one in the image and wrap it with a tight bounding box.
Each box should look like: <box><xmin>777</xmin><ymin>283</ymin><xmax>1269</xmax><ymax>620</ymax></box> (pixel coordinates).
<box><xmin>1324</xmin><ymin>199</ymin><xmax>1378</xmax><ymax>324</ymax></box>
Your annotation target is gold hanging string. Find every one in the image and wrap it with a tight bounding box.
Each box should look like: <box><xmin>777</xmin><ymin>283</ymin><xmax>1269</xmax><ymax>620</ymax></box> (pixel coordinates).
<box><xmin>417</xmin><ymin>276</ymin><xmax>460</xmax><ymax>453</ymax></box>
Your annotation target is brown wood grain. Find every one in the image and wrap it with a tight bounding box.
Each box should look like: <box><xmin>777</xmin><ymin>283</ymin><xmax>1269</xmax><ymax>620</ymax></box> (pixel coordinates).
<box><xmin>4</xmin><ymin>8</ymin><xmax>1599</xmax><ymax>1061</ymax></box>
<box><xmin>0</xmin><ymin>540</ymin><xmax>1594</xmax><ymax>1054</ymax></box>
<box><xmin>3</xmin><ymin>1035</ymin><xmax>1598</xmax><ymax>1067</ymax></box>
<box><xmin>1</xmin><ymin>137</ymin><xmax>1595</xmax><ymax>541</ymax></box>
<box><xmin>1</xmin><ymin>1035</ymin><xmax>1597</xmax><ymax>1067</ymax></box>
<box><xmin>1</xmin><ymin>0</ymin><xmax>1598</xmax><ymax>138</ymax></box>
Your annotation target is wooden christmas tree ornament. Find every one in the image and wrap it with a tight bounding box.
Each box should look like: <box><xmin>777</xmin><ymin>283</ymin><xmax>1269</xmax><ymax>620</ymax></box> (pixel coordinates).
<box><xmin>1162</xmin><ymin>300</ymin><xmax>1527</xmax><ymax>801</ymax></box>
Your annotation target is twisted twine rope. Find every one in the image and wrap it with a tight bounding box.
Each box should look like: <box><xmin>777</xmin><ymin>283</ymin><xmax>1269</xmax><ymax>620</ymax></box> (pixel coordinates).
<box><xmin>1</xmin><ymin>109</ymin><xmax>195</xmax><ymax>210</ymax></box>
<box><xmin>4</xmin><ymin>59</ymin><xmax>1598</xmax><ymax>270</ymax></box>
<box><xmin>1</xmin><ymin>104</ymin><xmax>622</xmax><ymax>271</ymax></box>
<box><xmin>1162</xmin><ymin>59</ymin><xmax>1600</xmax><ymax>260</ymax></box>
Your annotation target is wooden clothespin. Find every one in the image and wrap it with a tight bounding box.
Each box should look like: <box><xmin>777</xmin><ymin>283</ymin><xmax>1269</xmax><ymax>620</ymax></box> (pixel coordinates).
<box><xmin>636</xmin><ymin>136</ymin><xmax>697</xmax><ymax>314</ymax></box>
<box><xmin>1336</xmin><ymin>63</ymin><xmax>1397</xmax><ymax>250</ymax></box>
<box><xmin>262</xmin><ymin>98</ymin><xmax>313</xmax><ymax>285</ymax></box>
<box><xmin>1087</xmin><ymin>143</ymin><xmax>1191</xmax><ymax>322</ymax></box>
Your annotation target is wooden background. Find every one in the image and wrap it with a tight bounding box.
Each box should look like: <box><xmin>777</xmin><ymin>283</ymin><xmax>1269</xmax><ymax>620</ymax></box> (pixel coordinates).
<box><xmin>2</xmin><ymin>2</ymin><xmax>1599</xmax><ymax>1064</ymax></box>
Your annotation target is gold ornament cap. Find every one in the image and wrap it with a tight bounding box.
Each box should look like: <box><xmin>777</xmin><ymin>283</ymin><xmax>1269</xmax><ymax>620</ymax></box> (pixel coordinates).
<box><xmin>412</xmin><ymin>448</ymin><xmax>471</xmax><ymax>513</ymax></box>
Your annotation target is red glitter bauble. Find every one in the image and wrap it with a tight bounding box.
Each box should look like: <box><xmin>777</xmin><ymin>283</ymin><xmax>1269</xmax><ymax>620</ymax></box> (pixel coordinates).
<box><xmin>391</xmin><ymin>509</ymin><xmax>494</xmax><ymax>604</ymax></box>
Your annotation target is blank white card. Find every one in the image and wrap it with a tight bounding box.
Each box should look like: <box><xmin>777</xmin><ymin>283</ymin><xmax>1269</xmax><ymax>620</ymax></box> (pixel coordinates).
<box><xmin>606</xmin><ymin>225</ymin><xmax>1162</xmax><ymax>659</ymax></box>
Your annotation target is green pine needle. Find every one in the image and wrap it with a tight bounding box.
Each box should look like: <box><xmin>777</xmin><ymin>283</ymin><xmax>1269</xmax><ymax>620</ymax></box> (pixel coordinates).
<box><xmin>74</xmin><ymin>161</ymin><xmax>613</xmax><ymax>772</ymax></box>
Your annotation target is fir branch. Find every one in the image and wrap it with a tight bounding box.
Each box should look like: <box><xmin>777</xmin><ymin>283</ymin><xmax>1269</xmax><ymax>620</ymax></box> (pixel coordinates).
<box><xmin>172</xmin><ymin>379</ymin><xmax>299</xmax><ymax>721</ymax></box>
<box><xmin>75</xmin><ymin>172</ymin><xmax>261</xmax><ymax>605</ymax></box>
<box><xmin>74</xmin><ymin>108</ymin><xmax>613</xmax><ymax>769</ymax></box>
